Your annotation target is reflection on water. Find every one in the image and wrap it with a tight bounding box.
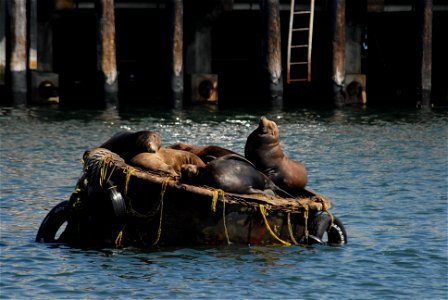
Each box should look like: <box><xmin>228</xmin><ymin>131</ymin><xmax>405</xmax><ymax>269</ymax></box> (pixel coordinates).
<box><xmin>1</xmin><ymin>105</ymin><xmax>447</xmax><ymax>299</ymax></box>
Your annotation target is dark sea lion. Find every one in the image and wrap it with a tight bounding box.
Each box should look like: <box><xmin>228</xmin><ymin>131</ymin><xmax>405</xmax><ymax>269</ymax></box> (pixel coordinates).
<box><xmin>167</xmin><ymin>143</ymin><xmax>240</xmax><ymax>163</ymax></box>
<box><xmin>99</xmin><ymin>130</ymin><xmax>161</xmax><ymax>161</ymax></box>
<box><xmin>244</xmin><ymin>116</ymin><xmax>308</xmax><ymax>195</ymax></box>
<box><xmin>130</xmin><ymin>148</ymin><xmax>206</xmax><ymax>177</ymax></box>
<box><xmin>180</xmin><ymin>154</ymin><xmax>290</xmax><ymax>196</ymax></box>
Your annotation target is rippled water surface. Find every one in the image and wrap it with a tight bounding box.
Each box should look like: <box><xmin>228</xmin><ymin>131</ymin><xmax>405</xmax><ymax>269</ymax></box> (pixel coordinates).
<box><xmin>1</xmin><ymin>105</ymin><xmax>447</xmax><ymax>299</ymax></box>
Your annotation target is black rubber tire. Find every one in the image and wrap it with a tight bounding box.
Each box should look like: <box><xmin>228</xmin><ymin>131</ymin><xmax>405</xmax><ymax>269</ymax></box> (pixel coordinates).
<box><xmin>308</xmin><ymin>212</ymin><xmax>347</xmax><ymax>245</ymax></box>
<box><xmin>105</xmin><ymin>180</ymin><xmax>126</xmax><ymax>217</ymax></box>
<box><xmin>35</xmin><ymin>200</ymin><xmax>70</xmax><ymax>243</ymax></box>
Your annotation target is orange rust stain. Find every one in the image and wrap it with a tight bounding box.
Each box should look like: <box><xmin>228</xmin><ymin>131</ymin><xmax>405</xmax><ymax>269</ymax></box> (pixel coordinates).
<box><xmin>29</xmin><ymin>59</ymin><xmax>38</xmax><ymax>70</ymax></box>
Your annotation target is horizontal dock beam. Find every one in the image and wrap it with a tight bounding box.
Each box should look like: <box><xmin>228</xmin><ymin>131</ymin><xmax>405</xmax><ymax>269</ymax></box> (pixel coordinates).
<box><xmin>71</xmin><ymin>2</ymin><xmax>448</xmax><ymax>12</ymax></box>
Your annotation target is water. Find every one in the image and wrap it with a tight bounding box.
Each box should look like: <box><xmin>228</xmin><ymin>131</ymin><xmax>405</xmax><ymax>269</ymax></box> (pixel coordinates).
<box><xmin>1</xmin><ymin>105</ymin><xmax>447</xmax><ymax>299</ymax></box>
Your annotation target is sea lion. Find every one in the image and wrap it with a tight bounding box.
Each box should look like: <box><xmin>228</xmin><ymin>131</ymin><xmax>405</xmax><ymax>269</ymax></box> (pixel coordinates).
<box><xmin>167</xmin><ymin>143</ymin><xmax>241</xmax><ymax>163</ymax></box>
<box><xmin>130</xmin><ymin>148</ymin><xmax>206</xmax><ymax>177</ymax></box>
<box><xmin>99</xmin><ymin>130</ymin><xmax>161</xmax><ymax>161</ymax></box>
<box><xmin>244</xmin><ymin>116</ymin><xmax>308</xmax><ymax>195</ymax></box>
<box><xmin>180</xmin><ymin>154</ymin><xmax>290</xmax><ymax>197</ymax></box>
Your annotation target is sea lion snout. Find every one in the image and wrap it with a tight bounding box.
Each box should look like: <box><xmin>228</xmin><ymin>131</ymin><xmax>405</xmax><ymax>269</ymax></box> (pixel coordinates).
<box><xmin>146</xmin><ymin>133</ymin><xmax>161</xmax><ymax>153</ymax></box>
<box><xmin>258</xmin><ymin>116</ymin><xmax>278</xmax><ymax>137</ymax></box>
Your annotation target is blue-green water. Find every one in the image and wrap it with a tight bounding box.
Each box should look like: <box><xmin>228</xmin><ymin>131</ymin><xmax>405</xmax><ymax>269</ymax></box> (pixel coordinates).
<box><xmin>1</xmin><ymin>106</ymin><xmax>447</xmax><ymax>299</ymax></box>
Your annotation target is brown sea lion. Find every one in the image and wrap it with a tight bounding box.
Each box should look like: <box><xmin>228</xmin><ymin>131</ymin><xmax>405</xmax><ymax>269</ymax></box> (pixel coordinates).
<box><xmin>167</xmin><ymin>143</ymin><xmax>241</xmax><ymax>163</ymax></box>
<box><xmin>130</xmin><ymin>148</ymin><xmax>206</xmax><ymax>177</ymax></box>
<box><xmin>180</xmin><ymin>154</ymin><xmax>291</xmax><ymax>197</ymax></box>
<box><xmin>244</xmin><ymin>116</ymin><xmax>308</xmax><ymax>195</ymax></box>
<box><xmin>99</xmin><ymin>130</ymin><xmax>161</xmax><ymax>161</ymax></box>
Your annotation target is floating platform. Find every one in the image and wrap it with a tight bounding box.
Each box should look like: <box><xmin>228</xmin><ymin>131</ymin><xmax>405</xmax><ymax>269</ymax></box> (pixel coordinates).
<box><xmin>36</xmin><ymin>148</ymin><xmax>347</xmax><ymax>248</ymax></box>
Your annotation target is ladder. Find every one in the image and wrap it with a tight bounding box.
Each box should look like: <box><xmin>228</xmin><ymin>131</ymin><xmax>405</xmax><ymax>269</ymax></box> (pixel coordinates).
<box><xmin>286</xmin><ymin>0</ymin><xmax>315</xmax><ymax>83</ymax></box>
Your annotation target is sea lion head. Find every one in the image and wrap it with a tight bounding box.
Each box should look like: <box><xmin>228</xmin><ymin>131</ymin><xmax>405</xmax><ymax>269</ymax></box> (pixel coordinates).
<box><xmin>136</xmin><ymin>131</ymin><xmax>161</xmax><ymax>153</ymax></box>
<box><xmin>258</xmin><ymin>116</ymin><xmax>279</xmax><ymax>140</ymax></box>
<box><xmin>180</xmin><ymin>164</ymin><xmax>200</xmax><ymax>182</ymax></box>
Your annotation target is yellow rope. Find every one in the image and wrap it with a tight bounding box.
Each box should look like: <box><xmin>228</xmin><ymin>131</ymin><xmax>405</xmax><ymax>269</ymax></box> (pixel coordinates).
<box><xmin>99</xmin><ymin>158</ymin><xmax>107</xmax><ymax>187</ymax></box>
<box><xmin>222</xmin><ymin>194</ymin><xmax>231</xmax><ymax>245</ymax></box>
<box><xmin>105</xmin><ymin>164</ymin><xmax>116</xmax><ymax>184</ymax></box>
<box><xmin>303</xmin><ymin>204</ymin><xmax>309</xmax><ymax>240</ymax></box>
<box><xmin>287</xmin><ymin>212</ymin><xmax>299</xmax><ymax>245</ymax></box>
<box><xmin>210</xmin><ymin>189</ymin><xmax>230</xmax><ymax>245</ymax></box>
<box><xmin>124</xmin><ymin>167</ymin><xmax>135</xmax><ymax>196</ymax></box>
<box><xmin>70</xmin><ymin>189</ymin><xmax>85</xmax><ymax>211</ymax></box>
<box><xmin>126</xmin><ymin>174</ymin><xmax>169</xmax><ymax>219</ymax></box>
<box><xmin>115</xmin><ymin>225</ymin><xmax>125</xmax><ymax>248</ymax></box>
<box><xmin>127</xmin><ymin>199</ymin><xmax>161</xmax><ymax>219</ymax></box>
<box><xmin>211</xmin><ymin>189</ymin><xmax>224</xmax><ymax>212</ymax></box>
<box><xmin>259</xmin><ymin>204</ymin><xmax>291</xmax><ymax>246</ymax></box>
<box><xmin>315</xmin><ymin>195</ymin><xmax>331</xmax><ymax>211</ymax></box>
<box><xmin>151</xmin><ymin>199</ymin><xmax>164</xmax><ymax>246</ymax></box>
<box><xmin>325</xmin><ymin>209</ymin><xmax>335</xmax><ymax>226</ymax></box>
<box><xmin>313</xmin><ymin>195</ymin><xmax>335</xmax><ymax>227</ymax></box>
<box><xmin>152</xmin><ymin>177</ymin><xmax>170</xmax><ymax>246</ymax></box>
<box><xmin>99</xmin><ymin>157</ymin><xmax>115</xmax><ymax>188</ymax></box>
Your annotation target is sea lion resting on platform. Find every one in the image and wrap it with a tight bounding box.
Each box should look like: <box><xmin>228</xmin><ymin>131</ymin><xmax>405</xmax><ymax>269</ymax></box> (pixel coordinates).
<box><xmin>180</xmin><ymin>154</ymin><xmax>292</xmax><ymax>197</ymax></box>
<box><xmin>167</xmin><ymin>143</ymin><xmax>241</xmax><ymax>163</ymax></box>
<box><xmin>245</xmin><ymin>116</ymin><xmax>308</xmax><ymax>195</ymax></box>
<box><xmin>100</xmin><ymin>130</ymin><xmax>162</xmax><ymax>161</ymax></box>
<box><xmin>130</xmin><ymin>148</ymin><xmax>206</xmax><ymax>177</ymax></box>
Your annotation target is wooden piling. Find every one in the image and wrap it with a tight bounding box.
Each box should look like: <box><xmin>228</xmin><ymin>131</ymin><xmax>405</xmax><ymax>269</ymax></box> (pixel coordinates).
<box><xmin>29</xmin><ymin>0</ymin><xmax>38</xmax><ymax>71</ymax></box>
<box><xmin>331</xmin><ymin>0</ymin><xmax>346</xmax><ymax>107</ymax></box>
<box><xmin>0</xmin><ymin>1</ymin><xmax>6</xmax><ymax>87</ymax></box>
<box><xmin>168</xmin><ymin>0</ymin><xmax>184</xmax><ymax>109</ymax></box>
<box><xmin>186</xmin><ymin>28</ymin><xmax>211</xmax><ymax>76</ymax></box>
<box><xmin>37</xmin><ymin>20</ymin><xmax>54</xmax><ymax>72</ymax></box>
<box><xmin>259</xmin><ymin>0</ymin><xmax>283</xmax><ymax>109</ymax></box>
<box><xmin>96</xmin><ymin>0</ymin><xmax>118</xmax><ymax>108</ymax></box>
<box><xmin>416</xmin><ymin>0</ymin><xmax>432</xmax><ymax>108</ymax></box>
<box><xmin>9</xmin><ymin>0</ymin><xmax>28</xmax><ymax>105</ymax></box>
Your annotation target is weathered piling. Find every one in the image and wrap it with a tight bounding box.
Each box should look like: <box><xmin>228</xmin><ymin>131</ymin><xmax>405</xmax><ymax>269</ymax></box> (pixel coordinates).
<box><xmin>29</xmin><ymin>0</ymin><xmax>38</xmax><ymax>71</ymax></box>
<box><xmin>37</xmin><ymin>19</ymin><xmax>53</xmax><ymax>72</ymax></box>
<box><xmin>259</xmin><ymin>0</ymin><xmax>283</xmax><ymax>109</ymax></box>
<box><xmin>9</xmin><ymin>0</ymin><xmax>28</xmax><ymax>105</ymax></box>
<box><xmin>95</xmin><ymin>0</ymin><xmax>118</xmax><ymax>108</ymax></box>
<box><xmin>416</xmin><ymin>0</ymin><xmax>432</xmax><ymax>108</ymax></box>
<box><xmin>0</xmin><ymin>1</ymin><xmax>6</xmax><ymax>87</ymax></box>
<box><xmin>331</xmin><ymin>0</ymin><xmax>346</xmax><ymax>107</ymax></box>
<box><xmin>1</xmin><ymin>1</ymin><xmax>445</xmax><ymax>109</ymax></box>
<box><xmin>168</xmin><ymin>0</ymin><xmax>184</xmax><ymax>109</ymax></box>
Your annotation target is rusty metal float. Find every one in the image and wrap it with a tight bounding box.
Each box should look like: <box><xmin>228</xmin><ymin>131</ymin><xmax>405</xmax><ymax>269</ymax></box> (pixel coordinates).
<box><xmin>36</xmin><ymin>148</ymin><xmax>347</xmax><ymax>248</ymax></box>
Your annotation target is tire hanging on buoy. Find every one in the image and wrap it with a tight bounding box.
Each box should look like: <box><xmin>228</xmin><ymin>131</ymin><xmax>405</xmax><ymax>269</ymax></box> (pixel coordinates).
<box><xmin>307</xmin><ymin>212</ymin><xmax>347</xmax><ymax>245</ymax></box>
<box><xmin>35</xmin><ymin>200</ymin><xmax>70</xmax><ymax>243</ymax></box>
<box><xmin>105</xmin><ymin>180</ymin><xmax>126</xmax><ymax>218</ymax></box>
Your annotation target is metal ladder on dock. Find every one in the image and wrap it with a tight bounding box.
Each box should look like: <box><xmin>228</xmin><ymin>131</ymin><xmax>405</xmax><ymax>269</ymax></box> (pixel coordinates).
<box><xmin>286</xmin><ymin>0</ymin><xmax>315</xmax><ymax>83</ymax></box>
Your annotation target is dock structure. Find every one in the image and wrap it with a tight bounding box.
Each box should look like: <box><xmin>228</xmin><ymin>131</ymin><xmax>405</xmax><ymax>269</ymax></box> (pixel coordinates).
<box><xmin>416</xmin><ymin>0</ymin><xmax>433</xmax><ymax>108</ymax></box>
<box><xmin>8</xmin><ymin>0</ymin><xmax>28</xmax><ymax>105</ymax></box>
<box><xmin>96</xmin><ymin>0</ymin><xmax>119</xmax><ymax>108</ymax></box>
<box><xmin>0</xmin><ymin>0</ymin><xmax>447</xmax><ymax>109</ymax></box>
<box><xmin>168</xmin><ymin>0</ymin><xmax>184</xmax><ymax>109</ymax></box>
<box><xmin>260</xmin><ymin>0</ymin><xmax>284</xmax><ymax>109</ymax></box>
<box><xmin>331</xmin><ymin>0</ymin><xmax>345</xmax><ymax>107</ymax></box>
